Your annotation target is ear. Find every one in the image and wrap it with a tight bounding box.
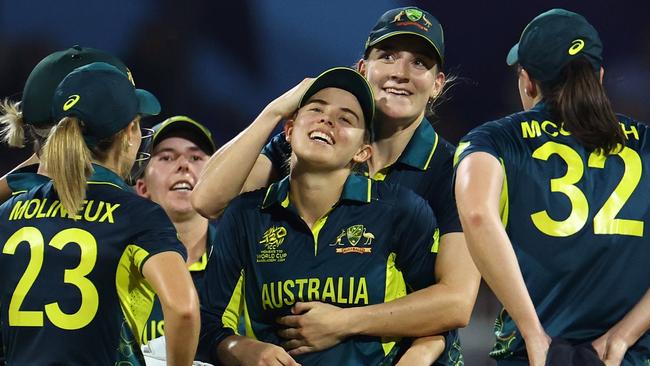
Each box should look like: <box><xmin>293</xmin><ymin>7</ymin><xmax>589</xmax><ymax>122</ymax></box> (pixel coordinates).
<box><xmin>352</xmin><ymin>143</ymin><xmax>372</xmax><ymax>164</ymax></box>
<box><xmin>430</xmin><ymin>69</ymin><xmax>446</xmax><ymax>99</ymax></box>
<box><xmin>519</xmin><ymin>68</ymin><xmax>538</xmax><ymax>98</ymax></box>
<box><xmin>283</xmin><ymin>119</ymin><xmax>294</xmax><ymax>144</ymax></box>
<box><xmin>134</xmin><ymin>178</ymin><xmax>149</xmax><ymax>198</ymax></box>
<box><xmin>357</xmin><ymin>59</ymin><xmax>367</xmax><ymax>76</ymax></box>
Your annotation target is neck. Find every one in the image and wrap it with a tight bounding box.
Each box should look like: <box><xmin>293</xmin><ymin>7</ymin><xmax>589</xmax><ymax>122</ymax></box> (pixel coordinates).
<box><xmin>173</xmin><ymin>214</ymin><xmax>209</xmax><ymax>265</ymax></box>
<box><xmin>368</xmin><ymin>113</ymin><xmax>424</xmax><ymax>175</ymax></box>
<box><xmin>289</xmin><ymin>166</ymin><xmax>348</xmax><ymax>228</ymax></box>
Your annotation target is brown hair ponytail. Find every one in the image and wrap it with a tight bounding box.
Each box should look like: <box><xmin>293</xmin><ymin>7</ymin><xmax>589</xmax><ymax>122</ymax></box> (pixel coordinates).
<box><xmin>42</xmin><ymin>117</ymin><xmax>93</xmax><ymax>216</ymax></box>
<box><xmin>540</xmin><ymin>58</ymin><xmax>624</xmax><ymax>153</ymax></box>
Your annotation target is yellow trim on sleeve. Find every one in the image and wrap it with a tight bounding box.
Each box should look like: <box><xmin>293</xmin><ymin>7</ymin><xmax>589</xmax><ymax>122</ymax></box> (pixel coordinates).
<box><xmin>423</xmin><ymin>131</ymin><xmax>439</xmax><ymax>170</ymax></box>
<box><xmin>499</xmin><ymin>158</ymin><xmax>509</xmax><ymax>226</ymax></box>
<box><xmin>382</xmin><ymin>252</ymin><xmax>406</xmax><ymax>355</ymax></box>
<box><xmin>222</xmin><ymin>271</ymin><xmax>244</xmax><ymax>333</ymax></box>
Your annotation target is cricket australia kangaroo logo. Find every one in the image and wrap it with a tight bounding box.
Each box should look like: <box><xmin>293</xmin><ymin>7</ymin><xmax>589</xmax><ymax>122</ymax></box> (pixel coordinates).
<box><xmin>331</xmin><ymin>224</ymin><xmax>375</xmax><ymax>253</ymax></box>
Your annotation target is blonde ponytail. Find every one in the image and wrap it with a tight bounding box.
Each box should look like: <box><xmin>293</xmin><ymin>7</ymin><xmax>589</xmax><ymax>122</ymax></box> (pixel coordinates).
<box><xmin>42</xmin><ymin>117</ymin><xmax>93</xmax><ymax>216</ymax></box>
<box><xmin>0</xmin><ymin>99</ymin><xmax>26</xmax><ymax>148</ymax></box>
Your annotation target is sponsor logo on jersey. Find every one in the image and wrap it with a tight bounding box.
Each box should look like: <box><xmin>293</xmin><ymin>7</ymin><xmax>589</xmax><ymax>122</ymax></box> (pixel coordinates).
<box><xmin>257</xmin><ymin>226</ymin><xmax>288</xmax><ymax>263</ymax></box>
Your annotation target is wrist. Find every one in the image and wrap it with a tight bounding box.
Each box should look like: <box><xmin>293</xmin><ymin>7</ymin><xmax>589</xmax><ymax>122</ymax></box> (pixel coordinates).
<box><xmin>342</xmin><ymin>306</ymin><xmax>366</xmax><ymax>337</ymax></box>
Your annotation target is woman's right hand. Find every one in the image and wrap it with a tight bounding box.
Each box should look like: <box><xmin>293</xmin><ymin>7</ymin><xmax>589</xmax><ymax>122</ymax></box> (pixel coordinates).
<box><xmin>263</xmin><ymin>78</ymin><xmax>314</xmax><ymax>120</ymax></box>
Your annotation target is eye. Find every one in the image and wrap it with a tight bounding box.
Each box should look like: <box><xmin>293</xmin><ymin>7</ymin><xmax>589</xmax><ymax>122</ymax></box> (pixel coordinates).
<box><xmin>340</xmin><ymin>117</ymin><xmax>352</xmax><ymax>125</ymax></box>
<box><xmin>158</xmin><ymin>154</ymin><xmax>172</xmax><ymax>161</ymax></box>
<box><xmin>190</xmin><ymin>155</ymin><xmax>203</xmax><ymax>162</ymax></box>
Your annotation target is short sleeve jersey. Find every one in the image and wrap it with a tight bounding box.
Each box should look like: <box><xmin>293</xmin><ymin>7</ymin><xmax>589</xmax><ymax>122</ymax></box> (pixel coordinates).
<box><xmin>198</xmin><ymin>175</ymin><xmax>453</xmax><ymax>365</ymax></box>
<box><xmin>0</xmin><ymin>164</ymin><xmax>186</xmax><ymax>365</ymax></box>
<box><xmin>454</xmin><ymin>102</ymin><xmax>650</xmax><ymax>364</ymax></box>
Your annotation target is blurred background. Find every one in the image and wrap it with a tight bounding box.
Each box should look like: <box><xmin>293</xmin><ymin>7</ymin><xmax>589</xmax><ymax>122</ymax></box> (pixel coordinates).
<box><xmin>1</xmin><ymin>0</ymin><xmax>648</xmax><ymax>364</ymax></box>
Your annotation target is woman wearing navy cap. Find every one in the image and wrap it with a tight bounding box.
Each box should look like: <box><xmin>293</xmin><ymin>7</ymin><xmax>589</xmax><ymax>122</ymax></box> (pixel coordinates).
<box><xmin>0</xmin><ymin>62</ymin><xmax>199</xmax><ymax>365</ymax></box>
<box><xmin>194</xmin><ymin>7</ymin><xmax>479</xmax><ymax>365</ymax></box>
<box><xmin>455</xmin><ymin>9</ymin><xmax>650</xmax><ymax>366</ymax></box>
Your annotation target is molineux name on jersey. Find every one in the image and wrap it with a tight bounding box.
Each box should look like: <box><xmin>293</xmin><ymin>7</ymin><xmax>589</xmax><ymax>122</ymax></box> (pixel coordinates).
<box><xmin>8</xmin><ymin>198</ymin><xmax>120</xmax><ymax>223</ymax></box>
<box><xmin>261</xmin><ymin>276</ymin><xmax>369</xmax><ymax>310</ymax></box>
<box><xmin>521</xmin><ymin>120</ymin><xmax>640</xmax><ymax>140</ymax></box>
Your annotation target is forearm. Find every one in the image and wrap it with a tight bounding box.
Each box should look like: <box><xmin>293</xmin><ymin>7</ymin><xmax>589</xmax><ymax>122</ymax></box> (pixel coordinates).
<box><xmin>192</xmin><ymin>109</ymin><xmax>281</xmax><ymax>218</ymax></box>
<box><xmin>163</xmin><ymin>302</ymin><xmax>201</xmax><ymax>366</ymax></box>
<box><xmin>217</xmin><ymin>335</ymin><xmax>251</xmax><ymax>366</ymax></box>
<box><xmin>396</xmin><ymin>335</ymin><xmax>446</xmax><ymax>366</ymax></box>
<box><xmin>608</xmin><ymin>288</ymin><xmax>650</xmax><ymax>346</ymax></box>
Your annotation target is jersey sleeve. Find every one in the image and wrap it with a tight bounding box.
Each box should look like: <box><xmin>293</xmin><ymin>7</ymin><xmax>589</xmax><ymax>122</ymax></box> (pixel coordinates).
<box><xmin>126</xmin><ymin>200</ymin><xmax>187</xmax><ymax>273</ymax></box>
<box><xmin>260</xmin><ymin>132</ymin><xmax>291</xmax><ymax>177</ymax></box>
<box><xmin>425</xmin><ymin>137</ymin><xmax>462</xmax><ymax>235</ymax></box>
<box><xmin>454</xmin><ymin>120</ymin><xmax>510</xmax><ymax>169</ymax></box>
<box><xmin>392</xmin><ymin>187</ymin><xmax>439</xmax><ymax>291</ymax></box>
<box><xmin>196</xmin><ymin>201</ymin><xmax>247</xmax><ymax>363</ymax></box>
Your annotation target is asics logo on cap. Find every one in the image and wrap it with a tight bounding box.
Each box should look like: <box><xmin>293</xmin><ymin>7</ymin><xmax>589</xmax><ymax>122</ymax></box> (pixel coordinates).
<box><xmin>63</xmin><ymin>95</ymin><xmax>81</xmax><ymax>111</ymax></box>
<box><xmin>568</xmin><ymin>39</ymin><xmax>585</xmax><ymax>55</ymax></box>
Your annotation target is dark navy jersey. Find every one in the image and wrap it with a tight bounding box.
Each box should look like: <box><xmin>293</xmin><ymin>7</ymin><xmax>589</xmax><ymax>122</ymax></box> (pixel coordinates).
<box><xmin>5</xmin><ymin>165</ymin><xmax>48</xmax><ymax>196</ymax></box>
<box><xmin>140</xmin><ymin>223</ymin><xmax>216</xmax><ymax>345</ymax></box>
<box><xmin>455</xmin><ymin>102</ymin><xmax>650</xmax><ymax>365</ymax></box>
<box><xmin>261</xmin><ymin>119</ymin><xmax>462</xmax><ymax>235</ymax></box>
<box><xmin>0</xmin><ymin>164</ymin><xmax>186</xmax><ymax>365</ymax></box>
<box><xmin>198</xmin><ymin>175</ymin><xmax>458</xmax><ymax>365</ymax></box>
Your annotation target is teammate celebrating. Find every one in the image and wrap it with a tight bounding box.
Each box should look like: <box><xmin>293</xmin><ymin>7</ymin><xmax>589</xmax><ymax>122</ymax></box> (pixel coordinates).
<box><xmin>134</xmin><ymin>116</ymin><xmax>217</xmax><ymax>345</ymax></box>
<box><xmin>454</xmin><ymin>9</ymin><xmax>650</xmax><ymax>366</ymax></box>
<box><xmin>0</xmin><ymin>62</ymin><xmax>200</xmax><ymax>365</ymax></box>
<box><xmin>198</xmin><ymin>67</ymin><xmax>446</xmax><ymax>365</ymax></box>
<box><xmin>192</xmin><ymin>7</ymin><xmax>479</xmax><ymax>364</ymax></box>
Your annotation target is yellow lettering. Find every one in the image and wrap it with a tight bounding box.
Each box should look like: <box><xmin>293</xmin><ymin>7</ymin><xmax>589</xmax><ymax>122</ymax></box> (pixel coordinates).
<box><xmin>83</xmin><ymin>201</ymin><xmax>103</xmax><ymax>222</ymax></box>
<box><xmin>283</xmin><ymin>280</ymin><xmax>295</xmax><ymax>306</ymax></box>
<box><xmin>321</xmin><ymin>278</ymin><xmax>335</xmax><ymax>303</ymax></box>
<box><xmin>99</xmin><ymin>202</ymin><xmax>120</xmax><ymax>223</ymax></box>
<box><xmin>559</xmin><ymin>123</ymin><xmax>571</xmax><ymax>136</ymax></box>
<box><xmin>261</xmin><ymin>284</ymin><xmax>272</xmax><ymax>310</ymax></box>
<box><xmin>336</xmin><ymin>277</ymin><xmax>347</xmax><ymax>304</ymax></box>
<box><xmin>355</xmin><ymin>277</ymin><xmax>368</xmax><ymax>305</ymax></box>
<box><xmin>271</xmin><ymin>282</ymin><xmax>283</xmax><ymax>308</ymax></box>
<box><xmin>348</xmin><ymin>277</ymin><xmax>355</xmax><ymax>302</ymax></box>
<box><xmin>45</xmin><ymin>200</ymin><xmax>58</xmax><ymax>217</ymax></box>
<box><xmin>157</xmin><ymin>320</ymin><xmax>165</xmax><ymax>336</ymax></box>
<box><xmin>541</xmin><ymin>120</ymin><xmax>559</xmax><ymax>137</ymax></box>
<box><xmin>73</xmin><ymin>200</ymin><xmax>88</xmax><ymax>220</ymax></box>
<box><xmin>620</xmin><ymin>123</ymin><xmax>639</xmax><ymax>140</ymax></box>
<box><xmin>307</xmin><ymin>278</ymin><xmax>320</xmax><ymax>301</ymax></box>
<box><xmin>9</xmin><ymin>200</ymin><xmax>27</xmax><ymax>221</ymax></box>
<box><xmin>23</xmin><ymin>199</ymin><xmax>41</xmax><ymax>219</ymax></box>
<box><xmin>35</xmin><ymin>199</ymin><xmax>49</xmax><ymax>218</ymax></box>
<box><xmin>295</xmin><ymin>279</ymin><xmax>307</xmax><ymax>301</ymax></box>
<box><xmin>521</xmin><ymin>120</ymin><xmax>541</xmax><ymax>138</ymax></box>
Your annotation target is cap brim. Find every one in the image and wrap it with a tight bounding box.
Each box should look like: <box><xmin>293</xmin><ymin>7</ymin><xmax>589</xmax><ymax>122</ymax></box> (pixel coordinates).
<box><xmin>299</xmin><ymin>67</ymin><xmax>375</xmax><ymax>130</ymax></box>
<box><xmin>367</xmin><ymin>31</ymin><xmax>444</xmax><ymax>66</ymax></box>
<box><xmin>152</xmin><ymin>117</ymin><xmax>216</xmax><ymax>155</ymax></box>
<box><xmin>506</xmin><ymin>43</ymin><xmax>519</xmax><ymax>65</ymax></box>
<box><xmin>136</xmin><ymin>89</ymin><xmax>161</xmax><ymax>116</ymax></box>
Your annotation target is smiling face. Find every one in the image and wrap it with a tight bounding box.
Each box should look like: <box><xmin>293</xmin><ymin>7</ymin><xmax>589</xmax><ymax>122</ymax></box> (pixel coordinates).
<box><xmin>359</xmin><ymin>35</ymin><xmax>444</xmax><ymax>127</ymax></box>
<box><xmin>285</xmin><ymin>87</ymin><xmax>371</xmax><ymax>171</ymax></box>
<box><xmin>135</xmin><ymin>136</ymin><xmax>209</xmax><ymax>220</ymax></box>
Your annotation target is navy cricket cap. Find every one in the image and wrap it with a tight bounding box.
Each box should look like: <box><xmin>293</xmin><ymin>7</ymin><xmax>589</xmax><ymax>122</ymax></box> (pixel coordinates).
<box><xmin>22</xmin><ymin>45</ymin><xmax>131</xmax><ymax>127</ymax></box>
<box><xmin>299</xmin><ymin>67</ymin><xmax>375</xmax><ymax>139</ymax></box>
<box><xmin>506</xmin><ymin>9</ymin><xmax>603</xmax><ymax>82</ymax></box>
<box><xmin>151</xmin><ymin>116</ymin><xmax>216</xmax><ymax>155</ymax></box>
<box><xmin>365</xmin><ymin>7</ymin><xmax>445</xmax><ymax>66</ymax></box>
<box><xmin>52</xmin><ymin>62</ymin><xmax>160</xmax><ymax>146</ymax></box>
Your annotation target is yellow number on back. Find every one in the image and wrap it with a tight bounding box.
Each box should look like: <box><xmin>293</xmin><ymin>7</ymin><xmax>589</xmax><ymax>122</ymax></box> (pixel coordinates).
<box><xmin>45</xmin><ymin>229</ymin><xmax>99</xmax><ymax>330</ymax></box>
<box><xmin>2</xmin><ymin>227</ymin><xmax>99</xmax><ymax>329</ymax></box>
<box><xmin>2</xmin><ymin>227</ymin><xmax>45</xmax><ymax>326</ymax></box>
<box><xmin>588</xmin><ymin>146</ymin><xmax>644</xmax><ymax>236</ymax></box>
<box><xmin>531</xmin><ymin>142</ymin><xmax>589</xmax><ymax>236</ymax></box>
<box><xmin>531</xmin><ymin>142</ymin><xmax>644</xmax><ymax>237</ymax></box>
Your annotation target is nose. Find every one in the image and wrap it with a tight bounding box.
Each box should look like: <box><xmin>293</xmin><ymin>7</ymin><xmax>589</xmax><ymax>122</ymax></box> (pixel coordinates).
<box><xmin>319</xmin><ymin>115</ymin><xmax>335</xmax><ymax>127</ymax></box>
<box><xmin>390</xmin><ymin>59</ymin><xmax>410</xmax><ymax>82</ymax></box>
<box><xmin>176</xmin><ymin>156</ymin><xmax>190</xmax><ymax>172</ymax></box>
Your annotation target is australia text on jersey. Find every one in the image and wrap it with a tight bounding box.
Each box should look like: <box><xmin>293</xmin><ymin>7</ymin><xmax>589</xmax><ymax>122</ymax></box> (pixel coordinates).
<box><xmin>8</xmin><ymin>198</ymin><xmax>119</xmax><ymax>223</ymax></box>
